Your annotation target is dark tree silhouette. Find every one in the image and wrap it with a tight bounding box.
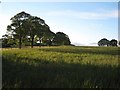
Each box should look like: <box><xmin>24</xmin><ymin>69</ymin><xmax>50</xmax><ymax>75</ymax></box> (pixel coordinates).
<box><xmin>110</xmin><ymin>39</ymin><xmax>117</xmax><ymax>46</ymax></box>
<box><xmin>52</xmin><ymin>32</ymin><xmax>71</xmax><ymax>45</ymax></box>
<box><xmin>98</xmin><ymin>38</ymin><xmax>110</xmax><ymax>46</ymax></box>
<box><xmin>98</xmin><ymin>38</ymin><xmax>118</xmax><ymax>47</ymax></box>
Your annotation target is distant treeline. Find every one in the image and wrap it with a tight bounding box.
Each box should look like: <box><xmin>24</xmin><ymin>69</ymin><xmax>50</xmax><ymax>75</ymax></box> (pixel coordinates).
<box><xmin>98</xmin><ymin>38</ymin><xmax>119</xmax><ymax>47</ymax></box>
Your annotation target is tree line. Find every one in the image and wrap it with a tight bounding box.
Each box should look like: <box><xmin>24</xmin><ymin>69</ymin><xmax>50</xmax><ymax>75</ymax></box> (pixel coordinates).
<box><xmin>1</xmin><ymin>11</ymin><xmax>119</xmax><ymax>48</ymax></box>
<box><xmin>1</xmin><ymin>11</ymin><xmax>71</xmax><ymax>49</ymax></box>
<box><xmin>98</xmin><ymin>38</ymin><xmax>119</xmax><ymax>47</ymax></box>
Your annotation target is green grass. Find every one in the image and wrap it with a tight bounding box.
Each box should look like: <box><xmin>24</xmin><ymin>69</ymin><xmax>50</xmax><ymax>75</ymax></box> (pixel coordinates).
<box><xmin>2</xmin><ymin>46</ymin><xmax>120</xmax><ymax>88</ymax></box>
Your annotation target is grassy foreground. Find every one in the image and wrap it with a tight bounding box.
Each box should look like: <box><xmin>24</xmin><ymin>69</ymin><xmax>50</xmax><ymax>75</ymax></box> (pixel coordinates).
<box><xmin>2</xmin><ymin>46</ymin><xmax>120</xmax><ymax>88</ymax></box>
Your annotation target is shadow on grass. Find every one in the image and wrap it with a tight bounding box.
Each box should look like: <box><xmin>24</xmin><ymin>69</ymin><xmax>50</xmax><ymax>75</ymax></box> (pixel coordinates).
<box><xmin>2</xmin><ymin>57</ymin><xmax>120</xmax><ymax>88</ymax></box>
<box><xmin>38</xmin><ymin>47</ymin><xmax>119</xmax><ymax>56</ymax></box>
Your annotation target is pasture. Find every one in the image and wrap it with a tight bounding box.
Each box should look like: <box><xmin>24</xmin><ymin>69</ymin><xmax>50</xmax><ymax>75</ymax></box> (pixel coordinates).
<box><xmin>2</xmin><ymin>46</ymin><xmax>120</xmax><ymax>88</ymax></box>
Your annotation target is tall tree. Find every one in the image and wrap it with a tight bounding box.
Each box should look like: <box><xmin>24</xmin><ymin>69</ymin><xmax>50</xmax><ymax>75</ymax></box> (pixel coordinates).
<box><xmin>41</xmin><ymin>24</ymin><xmax>55</xmax><ymax>45</ymax></box>
<box><xmin>7</xmin><ymin>11</ymin><xmax>30</xmax><ymax>49</ymax></box>
<box><xmin>26</xmin><ymin>16</ymin><xmax>47</xmax><ymax>48</ymax></box>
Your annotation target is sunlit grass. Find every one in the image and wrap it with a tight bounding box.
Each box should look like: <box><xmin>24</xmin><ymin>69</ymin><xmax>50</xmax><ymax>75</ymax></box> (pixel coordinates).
<box><xmin>2</xmin><ymin>46</ymin><xmax>120</xmax><ymax>88</ymax></box>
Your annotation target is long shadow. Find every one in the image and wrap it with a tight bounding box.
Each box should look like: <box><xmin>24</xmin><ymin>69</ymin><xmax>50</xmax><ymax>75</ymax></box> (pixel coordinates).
<box><xmin>38</xmin><ymin>47</ymin><xmax>119</xmax><ymax>56</ymax></box>
<box><xmin>2</xmin><ymin>56</ymin><xmax>120</xmax><ymax>88</ymax></box>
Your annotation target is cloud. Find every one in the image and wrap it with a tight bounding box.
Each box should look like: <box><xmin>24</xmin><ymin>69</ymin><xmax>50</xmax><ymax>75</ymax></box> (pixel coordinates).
<box><xmin>47</xmin><ymin>10</ymin><xmax>118</xmax><ymax>20</ymax></box>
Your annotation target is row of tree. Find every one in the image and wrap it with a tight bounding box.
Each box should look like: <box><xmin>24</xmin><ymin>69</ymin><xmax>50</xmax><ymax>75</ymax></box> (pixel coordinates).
<box><xmin>98</xmin><ymin>38</ymin><xmax>119</xmax><ymax>47</ymax></box>
<box><xmin>1</xmin><ymin>11</ymin><xmax>71</xmax><ymax>48</ymax></box>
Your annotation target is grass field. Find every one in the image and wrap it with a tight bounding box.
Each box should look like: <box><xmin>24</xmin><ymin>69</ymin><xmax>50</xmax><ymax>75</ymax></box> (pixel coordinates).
<box><xmin>2</xmin><ymin>46</ymin><xmax>120</xmax><ymax>88</ymax></box>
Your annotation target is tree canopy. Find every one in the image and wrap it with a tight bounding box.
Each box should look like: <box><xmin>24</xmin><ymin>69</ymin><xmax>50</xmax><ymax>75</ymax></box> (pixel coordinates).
<box><xmin>52</xmin><ymin>32</ymin><xmax>71</xmax><ymax>45</ymax></box>
<box><xmin>98</xmin><ymin>38</ymin><xmax>118</xmax><ymax>47</ymax></box>
<box><xmin>2</xmin><ymin>11</ymin><xmax>71</xmax><ymax>48</ymax></box>
<box><xmin>110</xmin><ymin>39</ymin><xmax>117</xmax><ymax>46</ymax></box>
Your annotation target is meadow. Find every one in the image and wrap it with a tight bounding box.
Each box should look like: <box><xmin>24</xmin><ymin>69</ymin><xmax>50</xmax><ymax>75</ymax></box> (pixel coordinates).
<box><xmin>2</xmin><ymin>46</ymin><xmax>120</xmax><ymax>88</ymax></box>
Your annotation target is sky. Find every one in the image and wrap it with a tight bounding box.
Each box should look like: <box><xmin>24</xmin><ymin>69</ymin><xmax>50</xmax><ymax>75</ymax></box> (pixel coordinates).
<box><xmin>0</xmin><ymin>2</ymin><xmax>118</xmax><ymax>46</ymax></box>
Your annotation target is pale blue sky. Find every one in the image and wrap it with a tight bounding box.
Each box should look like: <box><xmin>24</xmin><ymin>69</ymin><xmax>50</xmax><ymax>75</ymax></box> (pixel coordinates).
<box><xmin>0</xmin><ymin>2</ymin><xmax>118</xmax><ymax>46</ymax></box>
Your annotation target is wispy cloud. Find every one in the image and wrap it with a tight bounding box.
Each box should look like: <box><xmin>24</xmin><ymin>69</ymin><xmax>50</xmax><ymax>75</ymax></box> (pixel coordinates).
<box><xmin>47</xmin><ymin>10</ymin><xmax>118</xmax><ymax>20</ymax></box>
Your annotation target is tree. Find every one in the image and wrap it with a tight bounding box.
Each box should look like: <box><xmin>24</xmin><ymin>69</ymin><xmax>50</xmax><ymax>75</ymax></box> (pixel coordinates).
<box><xmin>1</xmin><ymin>34</ymin><xmax>9</xmax><ymax>48</ymax></box>
<box><xmin>98</xmin><ymin>38</ymin><xmax>110</xmax><ymax>46</ymax></box>
<box><xmin>41</xmin><ymin>24</ymin><xmax>55</xmax><ymax>45</ymax></box>
<box><xmin>4</xmin><ymin>11</ymin><xmax>71</xmax><ymax>48</ymax></box>
<box><xmin>7</xmin><ymin>11</ymin><xmax>31</xmax><ymax>49</ymax></box>
<box><xmin>1</xmin><ymin>34</ymin><xmax>17</xmax><ymax>48</ymax></box>
<box><xmin>26</xmin><ymin>16</ymin><xmax>52</xmax><ymax>48</ymax></box>
<box><xmin>25</xmin><ymin>16</ymin><xmax>38</xmax><ymax>48</ymax></box>
<box><xmin>110</xmin><ymin>39</ymin><xmax>117</xmax><ymax>46</ymax></box>
<box><xmin>52</xmin><ymin>32</ymin><xmax>71</xmax><ymax>45</ymax></box>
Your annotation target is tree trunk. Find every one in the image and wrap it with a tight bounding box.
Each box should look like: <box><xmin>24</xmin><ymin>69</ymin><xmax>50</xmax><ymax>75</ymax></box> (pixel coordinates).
<box><xmin>31</xmin><ymin>36</ymin><xmax>34</xmax><ymax>48</ymax></box>
<box><xmin>39</xmin><ymin>38</ymin><xmax>41</xmax><ymax>48</ymax></box>
<box><xmin>19</xmin><ymin>34</ymin><xmax>22</xmax><ymax>49</ymax></box>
